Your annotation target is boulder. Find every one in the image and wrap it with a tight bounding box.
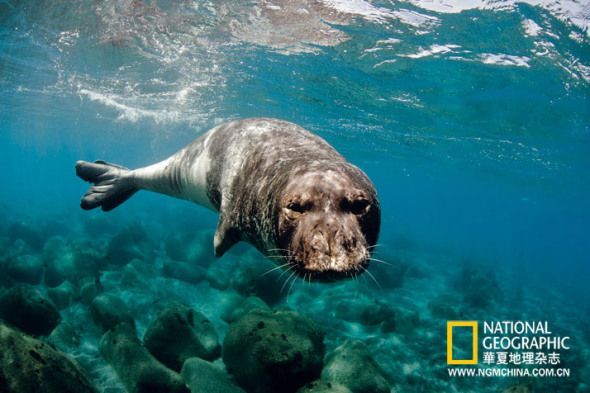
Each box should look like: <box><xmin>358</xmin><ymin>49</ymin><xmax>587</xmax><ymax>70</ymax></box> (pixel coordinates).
<box><xmin>164</xmin><ymin>231</ymin><xmax>213</xmax><ymax>266</ymax></box>
<box><xmin>47</xmin><ymin>321</ymin><xmax>81</xmax><ymax>351</ymax></box>
<box><xmin>181</xmin><ymin>357</ymin><xmax>246</xmax><ymax>393</ymax></box>
<box><xmin>428</xmin><ymin>294</ymin><xmax>460</xmax><ymax>320</ymax></box>
<box><xmin>47</xmin><ymin>280</ymin><xmax>77</xmax><ymax>310</ymax></box>
<box><xmin>79</xmin><ymin>277</ymin><xmax>101</xmax><ymax>304</ymax></box>
<box><xmin>0</xmin><ymin>285</ymin><xmax>60</xmax><ymax>336</ymax></box>
<box><xmin>163</xmin><ymin>260</ymin><xmax>207</xmax><ymax>284</ymax></box>
<box><xmin>120</xmin><ymin>264</ymin><xmax>147</xmax><ymax>288</ymax></box>
<box><xmin>7</xmin><ymin>221</ymin><xmax>43</xmax><ymax>251</ymax></box>
<box><xmin>225</xmin><ymin>296</ymin><xmax>269</xmax><ymax>323</ymax></box>
<box><xmin>144</xmin><ymin>304</ymin><xmax>220</xmax><ymax>371</ymax></box>
<box><xmin>454</xmin><ymin>265</ymin><xmax>503</xmax><ymax>308</ymax></box>
<box><xmin>106</xmin><ymin>223</ymin><xmax>154</xmax><ymax>266</ymax></box>
<box><xmin>321</xmin><ymin>340</ymin><xmax>390</xmax><ymax>393</ymax></box>
<box><xmin>381</xmin><ymin>306</ymin><xmax>420</xmax><ymax>335</ymax></box>
<box><xmin>366</xmin><ymin>257</ymin><xmax>408</xmax><ymax>289</ymax></box>
<box><xmin>89</xmin><ymin>293</ymin><xmax>134</xmax><ymax>332</ymax></box>
<box><xmin>0</xmin><ymin>323</ymin><xmax>96</xmax><ymax>392</ymax></box>
<box><xmin>502</xmin><ymin>384</ymin><xmax>531</xmax><ymax>393</ymax></box>
<box><xmin>230</xmin><ymin>260</ymin><xmax>285</xmax><ymax>305</ymax></box>
<box><xmin>223</xmin><ymin>308</ymin><xmax>324</xmax><ymax>393</ymax></box>
<box><xmin>43</xmin><ymin>238</ymin><xmax>102</xmax><ymax>288</ymax></box>
<box><xmin>99</xmin><ymin>323</ymin><xmax>189</xmax><ymax>393</ymax></box>
<box><xmin>329</xmin><ymin>290</ymin><xmax>395</xmax><ymax>327</ymax></box>
<box><xmin>206</xmin><ymin>262</ymin><xmax>232</xmax><ymax>290</ymax></box>
<box><xmin>297</xmin><ymin>380</ymin><xmax>353</xmax><ymax>393</ymax></box>
<box><xmin>358</xmin><ymin>300</ymin><xmax>396</xmax><ymax>326</ymax></box>
<box><xmin>5</xmin><ymin>254</ymin><xmax>43</xmax><ymax>285</ymax></box>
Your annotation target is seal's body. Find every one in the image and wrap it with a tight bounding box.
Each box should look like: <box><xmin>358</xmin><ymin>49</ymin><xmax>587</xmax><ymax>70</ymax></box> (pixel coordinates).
<box><xmin>76</xmin><ymin>118</ymin><xmax>380</xmax><ymax>281</ymax></box>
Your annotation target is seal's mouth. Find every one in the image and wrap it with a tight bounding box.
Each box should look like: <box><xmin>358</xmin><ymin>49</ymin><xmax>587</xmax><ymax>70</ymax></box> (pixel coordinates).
<box><xmin>291</xmin><ymin>258</ymin><xmax>371</xmax><ymax>282</ymax></box>
<box><xmin>277</xmin><ymin>246</ymin><xmax>371</xmax><ymax>282</ymax></box>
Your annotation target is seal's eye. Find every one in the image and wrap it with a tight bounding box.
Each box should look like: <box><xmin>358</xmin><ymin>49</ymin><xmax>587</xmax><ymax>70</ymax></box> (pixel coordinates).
<box><xmin>287</xmin><ymin>202</ymin><xmax>308</xmax><ymax>213</ymax></box>
<box><xmin>342</xmin><ymin>198</ymin><xmax>370</xmax><ymax>215</ymax></box>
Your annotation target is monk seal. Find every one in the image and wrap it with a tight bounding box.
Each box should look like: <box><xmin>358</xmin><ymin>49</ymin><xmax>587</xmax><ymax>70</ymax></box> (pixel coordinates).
<box><xmin>76</xmin><ymin>118</ymin><xmax>380</xmax><ymax>281</ymax></box>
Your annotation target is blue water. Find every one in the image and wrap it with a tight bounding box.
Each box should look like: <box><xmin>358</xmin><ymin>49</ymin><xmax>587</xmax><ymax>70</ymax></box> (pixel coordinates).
<box><xmin>1</xmin><ymin>1</ymin><xmax>589</xmax><ymax>392</ymax></box>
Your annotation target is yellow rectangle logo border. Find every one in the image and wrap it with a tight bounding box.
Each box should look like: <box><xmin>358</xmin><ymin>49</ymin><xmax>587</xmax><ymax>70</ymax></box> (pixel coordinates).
<box><xmin>447</xmin><ymin>321</ymin><xmax>478</xmax><ymax>365</ymax></box>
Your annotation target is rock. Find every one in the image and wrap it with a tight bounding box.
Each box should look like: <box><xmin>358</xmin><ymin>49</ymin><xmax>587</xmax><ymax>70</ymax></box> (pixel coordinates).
<box><xmin>0</xmin><ymin>323</ymin><xmax>96</xmax><ymax>392</ymax></box>
<box><xmin>428</xmin><ymin>294</ymin><xmax>460</xmax><ymax>320</ymax></box>
<box><xmin>45</xmin><ymin>250</ymin><xmax>77</xmax><ymax>288</ymax></box>
<box><xmin>359</xmin><ymin>300</ymin><xmax>396</xmax><ymax>326</ymax></box>
<box><xmin>8</xmin><ymin>221</ymin><xmax>43</xmax><ymax>251</ymax></box>
<box><xmin>82</xmin><ymin>215</ymin><xmax>118</xmax><ymax>237</ymax></box>
<box><xmin>0</xmin><ymin>285</ymin><xmax>60</xmax><ymax>336</ymax></box>
<box><xmin>47</xmin><ymin>321</ymin><xmax>81</xmax><ymax>351</ymax></box>
<box><xmin>120</xmin><ymin>263</ymin><xmax>148</xmax><ymax>288</ymax></box>
<box><xmin>106</xmin><ymin>223</ymin><xmax>154</xmax><ymax>266</ymax></box>
<box><xmin>181</xmin><ymin>357</ymin><xmax>246</xmax><ymax>393</ymax></box>
<box><xmin>216</xmin><ymin>291</ymin><xmax>247</xmax><ymax>322</ymax></box>
<box><xmin>329</xmin><ymin>290</ymin><xmax>395</xmax><ymax>327</ymax></box>
<box><xmin>164</xmin><ymin>231</ymin><xmax>213</xmax><ymax>266</ymax></box>
<box><xmin>163</xmin><ymin>260</ymin><xmax>207</xmax><ymax>284</ymax></box>
<box><xmin>381</xmin><ymin>306</ymin><xmax>420</xmax><ymax>335</ymax></box>
<box><xmin>206</xmin><ymin>262</ymin><xmax>232</xmax><ymax>290</ymax></box>
<box><xmin>47</xmin><ymin>281</ymin><xmax>77</xmax><ymax>310</ymax></box>
<box><xmin>99</xmin><ymin>323</ymin><xmax>189</xmax><ymax>393</ymax></box>
<box><xmin>454</xmin><ymin>265</ymin><xmax>503</xmax><ymax>308</ymax></box>
<box><xmin>79</xmin><ymin>277</ymin><xmax>101</xmax><ymax>304</ymax></box>
<box><xmin>367</xmin><ymin>256</ymin><xmax>408</xmax><ymax>289</ymax></box>
<box><xmin>43</xmin><ymin>237</ymin><xmax>102</xmax><ymax>288</ymax></box>
<box><xmin>144</xmin><ymin>304</ymin><xmax>220</xmax><ymax>371</ymax></box>
<box><xmin>297</xmin><ymin>380</ymin><xmax>353</xmax><ymax>393</ymax></box>
<box><xmin>2</xmin><ymin>238</ymin><xmax>33</xmax><ymax>263</ymax></box>
<box><xmin>230</xmin><ymin>260</ymin><xmax>285</xmax><ymax>305</ymax></box>
<box><xmin>5</xmin><ymin>254</ymin><xmax>43</xmax><ymax>285</ymax></box>
<box><xmin>321</xmin><ymin>340</ymin><xmax>390</xmax><ymax>393</ymax></box>
<box><xmin>89</xmin><ymin>293</ymin><xmax>134</xmax><ymax>332</ymax></box>
<box><xmin>225</xmin><ymin>296</ymin><xmax>270</xmax><ymax>323</ymax></box>
<box><xmin>502</xmin><ymin>384</ymin><xmax>531</xmax><ymax>393</ymax></box>
<box><xmin>223</xmin><ymin>308</ymin><xmax>324</xmax><ymax>393</ymax></box>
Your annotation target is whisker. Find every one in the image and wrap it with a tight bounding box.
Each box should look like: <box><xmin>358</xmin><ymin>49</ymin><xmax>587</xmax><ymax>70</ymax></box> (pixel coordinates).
<box><xmin>261</xmin><ymin>262</ymin><xmax>291</xmax><ymax>277</ymax></box>
<box><xmin>287</xmin><ymin>273</ymin><xmax>298</xmax><ymax>301</ymax></box>
<box><xmin>281</xmin><ymin>271</ymin><xmax>297</xmax><ymax>293</ymax></box>
<box><xmin>267</xmin><ymin>248</ymin><xmax>293</xmax><ymax>255</ymax></box>
<box><xmin>368</xmin><ymin>257</ymin><xmax>393</xmax><ymax>267</ymax></box>
<box><xmin>277</xmin><ymin>265</ymin><xmax>295</xmax><ymax>282</ymax></box>
<box><xmin>366</xmin><ymin>244</ymin><xmax>385</xmax><ymax>250</ymax></box>
<box><xmin>362</xmin><ymin>266</ymin><xmax>381</xmax><ymax>288</ymax></box>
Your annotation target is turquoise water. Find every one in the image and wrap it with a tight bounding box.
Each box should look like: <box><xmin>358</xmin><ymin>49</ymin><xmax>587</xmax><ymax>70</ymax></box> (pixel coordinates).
<box><xmin>1</xmin><ymin>1</ymin><xmax>589</xmax><ymax>392</ymax></box>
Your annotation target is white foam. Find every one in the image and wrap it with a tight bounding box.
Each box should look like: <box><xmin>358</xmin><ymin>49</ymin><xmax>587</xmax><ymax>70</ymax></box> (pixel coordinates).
<box><xmin>402</xmin><ymin>44</ymin><xmax>461</xmax><ymax>59</ymax></box>
<box><xmin>319</xmin><ymin>0</ymin><xmax>439</xmax><ymax>27</ymax></box>
<box><xmin>319</xmin><ymin>0</ymin><xmax>398</xmax><ymax>23</ymax></box>
<box><xmin>403</xmin><ymin>0</ymin><xmax>590</xmax><ymax>37</ymax></box>
<box><xmin>79</xmin><ymin>89</ymin><xmax>183</xmax><ymax>123</ymax></box>
<box><xmin>522</xmin><ymin>18</ymin><xmax>542</xmax><ymax>37</ymax></box>
<box><xmin>479</xmin><ymin>53</ymin><xmax>531</xmax><ymax>67</ymax></box>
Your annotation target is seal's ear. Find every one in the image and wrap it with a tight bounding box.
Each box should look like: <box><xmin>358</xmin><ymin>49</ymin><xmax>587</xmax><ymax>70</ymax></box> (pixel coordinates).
<box><xmin>213</xmin><ymin>216</ymin><xmax>239</xmax><ymax>257</ymax></box>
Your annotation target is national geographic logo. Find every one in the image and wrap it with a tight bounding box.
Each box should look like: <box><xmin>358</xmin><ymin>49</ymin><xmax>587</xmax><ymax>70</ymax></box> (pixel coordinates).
<box><xmin>447</xmin><ymin>321</ymin><xmax>478</xmax><ymax>365</ymax></box>
<box><xmin>446</xmin><ymin>320</ymin><xmax>572</xmax><ymax>378</ymax></box>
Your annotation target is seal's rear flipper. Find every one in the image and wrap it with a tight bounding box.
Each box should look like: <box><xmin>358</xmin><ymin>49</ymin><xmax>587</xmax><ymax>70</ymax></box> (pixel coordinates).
<box><xmin>75</xmin><ymin>160</ymin><xmax>138</xmax><ymax>211</ymax></box>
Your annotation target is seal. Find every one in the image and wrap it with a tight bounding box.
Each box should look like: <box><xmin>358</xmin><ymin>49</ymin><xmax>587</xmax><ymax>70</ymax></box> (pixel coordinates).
<box><xmin>76</xmin><ymin>118</ymin><xmax>380</xmax><ymax>281</ymax></box>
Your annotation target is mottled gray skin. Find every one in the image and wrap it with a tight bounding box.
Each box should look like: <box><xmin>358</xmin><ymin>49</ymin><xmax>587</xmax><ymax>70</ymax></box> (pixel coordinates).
<box><xmin>76</xmin><ymin>118</ymin><xmax>380</xmax><ymax>281</ymax></box>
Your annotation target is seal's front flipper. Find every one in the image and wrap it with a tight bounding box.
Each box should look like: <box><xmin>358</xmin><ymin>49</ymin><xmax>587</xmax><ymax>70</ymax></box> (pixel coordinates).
<box><xmin>213</xmin><ymin>218</ymin><xmax>239</xmax><ymax>257</ymax></box>
<box><xmin>76</xmin><ymin>160</ymin><xmax>138</xmax><ymax>212</ymax></box>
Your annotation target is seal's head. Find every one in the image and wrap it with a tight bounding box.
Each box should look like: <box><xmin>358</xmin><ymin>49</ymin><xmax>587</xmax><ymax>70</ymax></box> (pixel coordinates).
<box><xmin>276</xmin><ymin>168</ymin><xmax>380</xmax><ymax>281</ymax></box>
